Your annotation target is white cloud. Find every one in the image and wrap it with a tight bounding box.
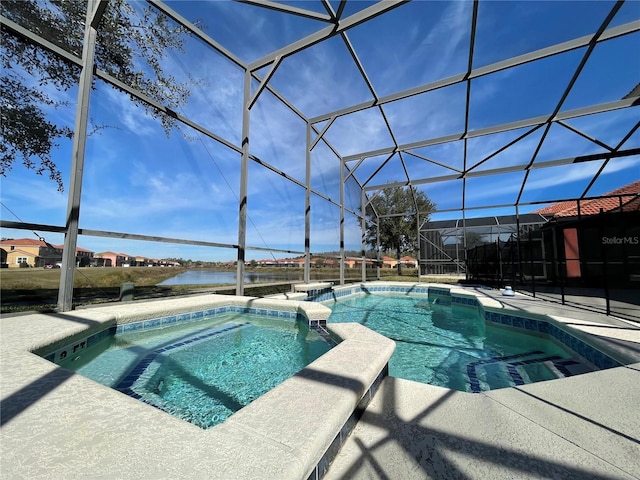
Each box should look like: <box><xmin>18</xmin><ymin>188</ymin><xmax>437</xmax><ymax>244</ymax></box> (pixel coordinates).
<box><xmin>1</xmin><ymin>175</ymin><xmax>68</xmax><ymax>224</ymax></box>
<box><xmin>102</xmin><ymin>85</ymin><xmax>158</xmax><ymax>136</ymax></box>
<box><xmin>527</xmin><ymin>157</ymin><xmax>640</xmax><ymax>192</ymax></box>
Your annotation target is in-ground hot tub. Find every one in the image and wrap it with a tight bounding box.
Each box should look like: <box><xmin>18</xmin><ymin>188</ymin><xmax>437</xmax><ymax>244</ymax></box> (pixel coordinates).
<box><xmin>51</xmin><ymin>311</ymin><xmax>334</xmax><ymax>429</ymax></box>
<box><xmin>2</xmin><ymin>294</ymin><xmax>393</xmax><ymax>480</ymax></box>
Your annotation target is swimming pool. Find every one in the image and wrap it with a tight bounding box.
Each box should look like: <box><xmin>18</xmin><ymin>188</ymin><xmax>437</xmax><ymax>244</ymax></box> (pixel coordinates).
<box><xmin>7</xmin><ymin>288</ymin><xmax>638</xmax><ymax>479</ymax></box>
<box><xmin>326</xmin><ymin>294</ymin><xmax>598</xmax><ymax>392</ymax></box>
<box><xmin>57</xmin><ymin>314</ymin><xmax>333</xmax><ymax>429</ymax></box>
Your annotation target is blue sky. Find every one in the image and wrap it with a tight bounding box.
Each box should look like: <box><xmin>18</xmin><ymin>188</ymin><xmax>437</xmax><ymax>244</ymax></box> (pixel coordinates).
<box><xmin>1</xmin><ymin>0</ymin><xmax>639</xmax><ymax>261</ymax></box>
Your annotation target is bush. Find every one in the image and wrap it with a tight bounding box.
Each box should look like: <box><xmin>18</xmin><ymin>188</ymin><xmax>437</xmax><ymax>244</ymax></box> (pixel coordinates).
<box><xmin>19</xmin><ymin>262</ymin><xmax>30</xmax><ymax>268</ymax></box>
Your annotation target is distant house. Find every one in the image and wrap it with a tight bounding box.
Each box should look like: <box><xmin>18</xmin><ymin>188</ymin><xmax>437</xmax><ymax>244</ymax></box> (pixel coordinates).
<box><xmin>344</xmin><ymin>257</ymin><xmax>375</xmax><ymax>269</ymax></box>
<box><xmin>93</xmin><ymin>251</ymin><xmax>126</xmax><ymax>267</ymax></box>
<box><xmin>157</xmin><ymin>259</ymin><xmax>181</xmax><ymax>267</ymax></box>
<box><xmin>255</xmin><ymin>259</ymin><xmax>277</xmax><ymax>267</ymax></box>
<box><xmin>253</xmin><ymin>257</ymin><xmax>324</xmax><ymax>268</ymax></box>
<box><xmin>134</xmin><ymin>256</ymin><xmax>150</xmax><ymax>267</ymax></box>
<box><xmin>343</xmin><ymin>257</ymin><xmax>357</xmax><ymax>269</ymax></box>
<box><xmin>380</xmin><ymin>255</ymin><xmax>417</xmax><ymax>269</ymax></box>
<box><xmin>323</xmin><ymin>258</ymin><xmax>336</xmax><ymax>268</ymax></box>
<box><xmin>0</xmin><ymin>238</ymin><xmax>93</xmax><ymax>268</ymax></box>
<box><xmin>400</xmin><ymin>256</ymin><xmax>418</xmax><ymax>268</ymax></box>
<box><xmin>280</xmin><ymin>257</ymin><xmax>305</xmax><ymax>268</ymax></box>
<box><xmin>382</xmin><ymin>256</ymin><xmax>397</xmax><ymax>269</ymax></box>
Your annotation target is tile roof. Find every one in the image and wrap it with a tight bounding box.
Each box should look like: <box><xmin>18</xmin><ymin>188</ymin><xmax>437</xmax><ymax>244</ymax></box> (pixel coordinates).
<box><xmin>0</xmin><ymin>238</ymin><xmax>49</xmax><ymax>247</ymax></box>
<box><xmin>534</xmin><ymin>181</ymin><xmax>640</xmax><ymax>218</ymax></box>
<box><xmin>0</xmin><ymin>238</ymin><xmax>93</xmax><ymax>254</ymax></box>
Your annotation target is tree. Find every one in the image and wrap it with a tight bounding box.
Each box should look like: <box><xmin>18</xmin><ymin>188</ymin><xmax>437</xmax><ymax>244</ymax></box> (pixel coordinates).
<box><xmin>1</xmin><ymin>0</ymin><xmax>197</xmax><ymax>191</ymax></box>
<box><xmin>462</xmin><ymin>231</ymin><xmax>486</xmax><ymax>249</ymax></box>
<box><xmin>365</xmin><ymin>184</ymin><xmax>436</xmax><ymax>275</ymax></box>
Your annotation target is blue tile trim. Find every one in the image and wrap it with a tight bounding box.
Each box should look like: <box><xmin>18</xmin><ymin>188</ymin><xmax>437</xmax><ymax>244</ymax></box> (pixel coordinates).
<box><xmin>87</xmin><ymin>326</ymin><xmax>117</xmax><ymax>349</ymax></box>
<box><xmin>323</xmin><ymin>285</ymin><xmax>440</xmax><ymax>303</ymax></box>
<box><xmin>451</xmin><ymin>296</ymin><xmax>479</xmax><ymax>307</ymax></box>
<box><xmin>114</xmin><ymin>305</ymin><xmax>299</xmax><ymax>335</ymax></box>
<box><xmin>47</xmin><ymin>306</ymin><xmax>303</xmax><ymax>365</ymax></box>
<box><xmin>483</xmin><ymin>309</ymin><xmax>622</xmax><ymax>370</ymax></box>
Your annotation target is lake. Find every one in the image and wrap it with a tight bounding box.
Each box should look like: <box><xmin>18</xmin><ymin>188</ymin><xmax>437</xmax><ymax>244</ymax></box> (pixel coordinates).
<box><xmin>157</xmin><ymin>269</ymin><xmax>307</xmax><ymax>286</ymax></box>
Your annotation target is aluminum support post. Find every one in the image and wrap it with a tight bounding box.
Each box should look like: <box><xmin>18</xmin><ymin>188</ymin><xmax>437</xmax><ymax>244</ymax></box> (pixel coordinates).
<box><xmin>57</xmin><ymin>0</ymin><xmax>107</xmax><ymax>311</ymax></box>
<box><xmin>236</xmin><ymin>69</ymin><xmax>251</xmax><ymax>295</ymax></box>
<box><xmin>305</xmin><ymin>122</ymin><xmax>311</xmax><ymax>283</ymax></box>
<box><xmin>361</xmin><ymin>189</ymin><xmax>367</xmax><ymax>282</ymax></box>
<box><xmin>339</xmin><ymin>159</ymin><xmax>345</xmax><ymax>285</ymax></box>
<box><xmin>416</xmin><ymin>213</ymin><xmax>421</xmax><ymax>281</ymax></box>
<box><xmin>376</xmin><ymin>218</ymin><xmax>381</xmax><ymax>280</ymax></box>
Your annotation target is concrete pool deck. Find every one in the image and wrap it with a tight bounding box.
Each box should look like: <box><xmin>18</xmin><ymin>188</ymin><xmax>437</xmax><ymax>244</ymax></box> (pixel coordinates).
<box><xmin>325</xmin><ymin>285</ymin><xmax>640</xmax><ymax>479</ymax></box>
<box><xmin>1</xmin><ymin>284</ymin><xmax>639</xmax><ymax>479</ymax></box>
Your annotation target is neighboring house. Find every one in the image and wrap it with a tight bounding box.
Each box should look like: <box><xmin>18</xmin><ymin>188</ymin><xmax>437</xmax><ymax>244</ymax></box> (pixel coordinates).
<box><xmin>120</xmin><ymin>253</ymin><xmax>137</xmax><ymax>267</ymax></box>
<box><xmin>75</xmin><ymin>247</ymin><xmax>94</xmax><ymax>267</ymax></box>
<box><xmin>93</xmin><ymin>251</ymin><xmax>126</xmax><ymax>267</ymax></box>
<box><xmin>344</xmin><ymin>257</ymin><xmax>357</xmax><ymax>269</ymax></box>
<box><xmin>380</xmin><ymin>255</ymin><xmax>417</xmax><ymax>269</ymax></box>
<box><xmin>279</xmin><ymin>258</ymin><xmax>303</xmax><ymax>268</ymax></box>
<box><xmin>255</xmin><ymin>259</ymin><xmax>277</xmax><ymax>267</ymax></box>
<box><xmin>4</xmin><ymin>248</ymin><xmax>38</xmax><ymax>268</ymax></box>
<box><xmin>134</xmin><ymin>256</ymin><xmax>150</xmax><ymax>267</ymax></box>
<box><xmin>533</xmin><ymin>180</ymin><xmax>639</xmax><ymax>287</ymax></box>
<box><xmin>323</xmin><ymin>258</ymin><xmax>336</xmax><ymax>268</ymax></box>
<box><xmin>382</xmin><ymin>256</ymin><xmax>397</xmax><ymax>269</ymax></box>
<box><xmin>344</xmin><ymin>257</ymin><xmax>375</xmax><ymax>269</ymax></box>
<box><xmin>400</xmin><ymin>256</ymin><xmax>418</xmax><ymax>268</ymax></box>
<box><xmin>253</xmin><ymin>257</ymin><xmax>316</xmax><ymax>268</ymax></box>
<box><xmin>0</xmin><ymin>240</ymin><xmax>178</xmax><ymax>269</ymax></box>
<box><xmin>155</xmin><ymin>259</ymin><xmax>180</xmax><ymax>267</ymax></box>
<box><xmin>535</xmin><ymin>180</ymin><xmax>640</xmax><ymax>219</ymax></box>
<box><xmin>0</xmin><ymin>238</ymin><xmax>93</xmax><ymax>268</ymax></box>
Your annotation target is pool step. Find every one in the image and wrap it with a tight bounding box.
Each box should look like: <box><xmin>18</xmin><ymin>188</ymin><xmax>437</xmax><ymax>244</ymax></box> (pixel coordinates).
<box><xmin>466</xmin><ymin>351</ymin><xmax>595</xmax><ymax>393</ymax></box>
<box><xmin>115</xmin><ymin>322</ymin><xmax>250</xmax><ymax>395</ymax></box>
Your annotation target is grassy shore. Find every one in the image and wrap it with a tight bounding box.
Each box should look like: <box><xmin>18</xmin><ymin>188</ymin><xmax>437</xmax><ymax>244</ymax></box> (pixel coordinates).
<box><xmin>0</xmin><ymin>267</ymin><xmax>190</xmax><ymax>313</ymax></box>
<box><xmin>0</xmin><ymin>266</ymin><xmax>462</xmax><ymax>313</ymax></box>
<box><xmin>0</xmin><ymin>266</ymin><xmax>188</xmax><ymax>290</ymax></box>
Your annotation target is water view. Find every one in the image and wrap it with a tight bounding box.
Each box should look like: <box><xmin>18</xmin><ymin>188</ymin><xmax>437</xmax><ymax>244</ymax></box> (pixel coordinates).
<box><xmin>157</xmin><ymin>269</ymin><xmax>307</xmax><ymax>286</ymax></box>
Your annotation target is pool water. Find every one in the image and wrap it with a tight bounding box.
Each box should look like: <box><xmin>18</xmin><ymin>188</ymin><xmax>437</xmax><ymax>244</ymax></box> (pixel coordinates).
<box><xmin>58</xmin><ymin>315</ymin><xmax>332</xmax><ymax>429</ymax></box>
<box><xmin>326</xmin><ymin>295</ymin><xmax>594</xmax><ymax>392</ymax></box>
